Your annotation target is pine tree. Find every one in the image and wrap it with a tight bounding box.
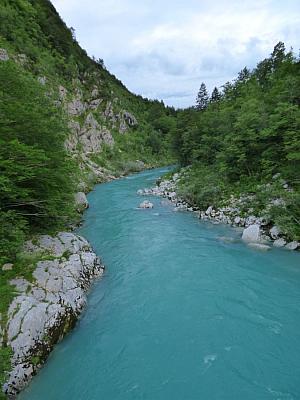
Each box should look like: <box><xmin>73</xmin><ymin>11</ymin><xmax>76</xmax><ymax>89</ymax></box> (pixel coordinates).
<box><xmin>237</xmin><ymin>67</ymin><xmax>251</xmax><ymax>82</ymax></box>
<box><xmin>196</xmin><ymin>83</ymin><xmax>209</xmax><ymax>110</ymax></box>
<box><xmin>210</xmin><ymin>87</ymin><xmax>221</xmax><ymax>103</ymax></box>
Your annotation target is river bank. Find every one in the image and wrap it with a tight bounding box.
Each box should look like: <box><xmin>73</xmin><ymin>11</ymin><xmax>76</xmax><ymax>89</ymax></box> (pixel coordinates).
<box><xmin>1</xmin><ymin>233</ymin><xmax>104</xmax><ymax>398</ymax></box>
<box><xmin>138</xmin><ymin>170</ymin><xmax>299</xmax><ymax>251</ymax></box>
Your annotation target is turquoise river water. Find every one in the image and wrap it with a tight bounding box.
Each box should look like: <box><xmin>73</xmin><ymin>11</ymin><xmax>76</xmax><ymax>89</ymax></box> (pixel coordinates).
<box><xmin>20</xmin><ymin>168</ymin><xmax>300</xmax><ymax>400</ymax></box>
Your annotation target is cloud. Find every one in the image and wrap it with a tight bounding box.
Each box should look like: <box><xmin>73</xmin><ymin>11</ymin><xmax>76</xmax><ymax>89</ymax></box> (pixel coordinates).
<box><xmin>52</xmin><ymin>0</ymin><xmax>300</xmax><ymax>108</ymax></box>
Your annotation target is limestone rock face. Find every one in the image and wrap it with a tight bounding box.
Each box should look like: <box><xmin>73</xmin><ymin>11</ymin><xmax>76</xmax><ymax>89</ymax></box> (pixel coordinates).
<box><xmin>67</xmin><ymin>97</ymin><xmax>86</xmax><ymax>116</ymax></box>
<box><xmin>79</xmin><ymin>113</ymin><xmax>114</xmax><ymax>154</ymax></box>
<box><xmin>119</xmin><ymin>111</ymin><xmax>138</xmax><ymax>134</ymax></box>
<box><xmin>3</xmin><ymin>233</ymin><xmax>104</xmax><ymax>398</ymax></box>
<box><xmin>242</xmin><ymin>224</ymin><xmax>261</xmax><ymax>243</ymax></box>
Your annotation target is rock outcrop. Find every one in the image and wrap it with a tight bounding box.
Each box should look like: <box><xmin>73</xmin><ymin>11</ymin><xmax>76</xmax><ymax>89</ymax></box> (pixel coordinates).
<box><xmin>3</xmin><ymin>233</ymin><xmax>104</xmax><ymax>398</ymax></box>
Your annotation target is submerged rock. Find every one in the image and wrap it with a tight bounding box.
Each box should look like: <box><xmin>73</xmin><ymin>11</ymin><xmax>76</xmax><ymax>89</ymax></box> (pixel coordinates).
<box><xmin>139</xmin><ymin>200</ymin><xmax>154</xmax><ymax>209</ymax></box>
<box><xmin>248</xmin><ymin>243</ymin><xmax>271</xmax><ymax>251</ymax></box>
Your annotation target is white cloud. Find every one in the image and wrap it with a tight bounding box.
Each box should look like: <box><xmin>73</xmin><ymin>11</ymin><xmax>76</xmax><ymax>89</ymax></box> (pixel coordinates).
<box><xmin>52</xmin><ymin>0</ymin><xmax>300</xmax><ymax>108</ymax></box>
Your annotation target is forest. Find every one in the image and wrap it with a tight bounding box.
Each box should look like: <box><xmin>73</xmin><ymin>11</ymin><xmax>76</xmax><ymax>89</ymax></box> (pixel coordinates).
<box><xmin>172</xmin><ymin>42</ymin><xmax>300</xmax><ymax>240</ymax></box>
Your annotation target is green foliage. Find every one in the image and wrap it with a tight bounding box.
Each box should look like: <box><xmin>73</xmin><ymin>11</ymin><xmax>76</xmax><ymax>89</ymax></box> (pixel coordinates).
<box><xmin>177</xmin><ymin>165</ymin><xmax>228</xmax><ymax>210</ymax></box>
<box><xmin>0</xmin><ymin>61</ymin><xmax>77</xmax><ymax>262</ymax></box>
<box><xmin>172</xmin><ymin>43</ymin><xmax>300</xmax><ymax>239</ymax></box>
<box><xmin>0</xmin><ymin>212</ymin><xmax>27</xmax><ymax>265</ymax></box>
<box><xmin>0</xmin><ymin>346</ymin><xmax>12</xmax><ymax>397</ymax></box>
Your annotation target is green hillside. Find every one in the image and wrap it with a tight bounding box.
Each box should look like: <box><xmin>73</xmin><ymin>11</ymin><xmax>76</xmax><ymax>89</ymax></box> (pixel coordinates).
<box><xmin>172</xmin><ymin>42</ymin><xmax>300</xmax><ymax>240</ymax></box>
<box><xmin>0</xmin><ymin>0</ymin><xmax>176</xmax><ymax>264</ymax></box>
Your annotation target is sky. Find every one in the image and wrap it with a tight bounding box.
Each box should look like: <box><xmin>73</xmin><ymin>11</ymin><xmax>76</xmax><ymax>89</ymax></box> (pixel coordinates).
<box><xmin>52</xmin><ymin>0</ymin><xmax>300</xmax><ymax>108</ymax></box>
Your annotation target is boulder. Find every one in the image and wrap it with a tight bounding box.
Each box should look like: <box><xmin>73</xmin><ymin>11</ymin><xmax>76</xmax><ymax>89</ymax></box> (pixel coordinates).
<box><xmin>234</xmin><ymin>216</ymin><xmax>241</xmax><ymax>225</ymax></box>
<box><xmin>273</xmin><ymin>238</ymin><xmax>286</xmax><ymax>248</ymax></box>
<box><xmin>285</xmin><ymin>241</ymin><xmax>299</xmax><ymax>251</ymax></box>
<box><xmin>75</xmin><ymin>192</ymin><xmax>89</xmax><ymax>211</ymax></box>
<box><xmin>269</xmin><ymin>226</ymin><xmax>280</xmax><ymax>239</ymax></box>
<box><xmin>205</xmin><ymin>206</ymin><xmax>213</xmax><ymax>216</ymax></box>
<box><xmin>242</xmin><ymin>224</ymin><xmax>261</xmax><ymax>243</ymax></box>
<box><xmin>2</xmin><ymin>263</ymin><xmax>13</xmax><ymax>271</ymax></box>
<box><xmin>139</xmin><ymin>200</ymin><xmax>154</xmax><ymax>209</ymax></box>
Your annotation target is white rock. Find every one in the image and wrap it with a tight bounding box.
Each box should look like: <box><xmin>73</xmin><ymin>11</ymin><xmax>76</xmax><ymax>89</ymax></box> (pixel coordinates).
<box><xmin>234</xmin><ymin>217</ymin><xmax>241</xmax><ymax>225</ymax></box>
<box><xmin>269</xmin><ymin>226</ymin><xmax>281</xmax><ymax>239</ymax></box>
<box><xmin>242</xmin><ymin>224</ymin><xmax>261</xmax><ymax>243</ymax></box>
<box><xmin>0</xmin><ymin>48</ymin><xmax>9</xmax><ymax>61</ymax></box>
<box><xmin>205</xmin><ymin>206</ymin><xmax>213</xmax><ymax>216</ymax></box>
<box><xmin>285</xmin><ymin>241</ymin><xmax>299</xmax><ymax>251</ymax></box>
<box><xmin>273</xmin><ymin>238</ymin><xmax>287</xmax><ymax>248</ymax></box>
<box><xmin>2</xmin><ymin>263</ymin><xmax>13</xmax><ymax>271</ymax></box>
<box><xmin>38</xmin><ymin>76</ymin><xmax>47</xmax><ymax>85</ymax></box>
<box><xmin>75</xmin><ymin>192</ymin><xmax>89</xmax><ymax>211</ymax></box>
<box><xmin>4</xmin><ymin>233</ymin><xmax>104</xmax><ymax>397</ymax></box>
<box><xmin>139</xmin><ymin>200</ymin><xmax>154</xmax><ymax>209</ymax></box>
<box><xmin>271</xmin><ymin>198</ymin><xmax>286</xmax><ymax>207</ymax></box>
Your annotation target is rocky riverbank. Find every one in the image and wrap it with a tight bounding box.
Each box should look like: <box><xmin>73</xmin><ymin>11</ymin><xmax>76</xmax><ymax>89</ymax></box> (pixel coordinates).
<box><xmin>138</xmin><ymin>172</ymin><xmax>299</xmax><ymax>251</ymax></box>
<box><xmin>1</xmin><ymin>231</ymin><xmax>104</xmax><ymax>399</ymax></box>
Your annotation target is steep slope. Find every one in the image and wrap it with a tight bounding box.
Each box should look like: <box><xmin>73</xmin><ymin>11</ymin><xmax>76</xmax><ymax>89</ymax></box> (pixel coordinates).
<box><xmin>0</xmin><ymin>0</ymin><xmax>175</xmax><ymax>181</ymax></box>
<box><xmin>0</xmin><ymin>1</ymin><xmax>176</xmax><ymax>395</ymax></box>
<box><xmin>0</xmin><ymin>0</ymin><xmax>177</xmax><ymax>263</ymax></box>
<box><xmin>171</xmin><ymin>43</ymin><xmax>300</xmax><ymax>243</ymax></box>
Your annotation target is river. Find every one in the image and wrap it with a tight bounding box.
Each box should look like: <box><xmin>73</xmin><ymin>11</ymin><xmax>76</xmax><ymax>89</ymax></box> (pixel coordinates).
<box><xmin>19</xmin><ymin>167</ymin><xmax>300</xmax><ymax>399</ymax></box>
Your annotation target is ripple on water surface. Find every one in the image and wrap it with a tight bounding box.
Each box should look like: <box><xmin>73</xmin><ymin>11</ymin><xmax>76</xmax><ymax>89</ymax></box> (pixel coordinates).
<box><xmin>19</xmin><ymin>168</ymin><xmax>300</xmax><ymax>400</ymax></box>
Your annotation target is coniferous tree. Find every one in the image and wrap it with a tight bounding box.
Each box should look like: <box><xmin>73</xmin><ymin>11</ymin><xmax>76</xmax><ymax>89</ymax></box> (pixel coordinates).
<box><xmin>210</xmin><ymin>87</ymin><xmax>221</xmax><ymax>103</ymax></box>
<box><xmin>196</xmin><ymin>82</ymin><xmax>209</xmax><ymax>110</ymax></box>
<box><xmin>237</xmin><ymin>67</ymin><xmax>251</xmax><ymax>82</ymax></box>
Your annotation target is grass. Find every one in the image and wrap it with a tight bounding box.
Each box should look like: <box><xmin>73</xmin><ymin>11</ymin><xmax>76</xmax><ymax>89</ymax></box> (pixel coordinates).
<box><xmin>0</xmin><ymin>346</ymin><xmax>12</xmax><ymax>399</ymax></box>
